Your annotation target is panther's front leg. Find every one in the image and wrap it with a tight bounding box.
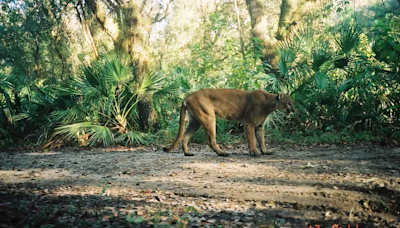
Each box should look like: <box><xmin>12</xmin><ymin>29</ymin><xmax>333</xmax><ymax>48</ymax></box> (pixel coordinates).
<box><xmin>244</xmin><ymin>124</ymin><xmax>260</xmax><ymax>156</ymax></box>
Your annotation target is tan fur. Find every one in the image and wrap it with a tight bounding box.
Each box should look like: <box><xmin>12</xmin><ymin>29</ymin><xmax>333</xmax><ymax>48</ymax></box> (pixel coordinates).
<box><xmin>163</xmin><ymin>89</ymin><xmax>295</xmax><ymax>156</ymax></box>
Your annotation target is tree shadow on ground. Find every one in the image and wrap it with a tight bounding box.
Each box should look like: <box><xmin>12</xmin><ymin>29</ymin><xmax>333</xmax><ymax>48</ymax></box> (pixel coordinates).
<box><xmin>0</xmin><ymin>182</ymin><xmax>380</xmax><ymax>228</ymax></box>
<box><xmin>230</xmin><ymin>176</ymin><xmax>400</xmax><ymax>217</ymax></box>
<box><xmin>1</xmin><ymin>146</ymin><xmax>399</xmax><ymax>227</ymax></box>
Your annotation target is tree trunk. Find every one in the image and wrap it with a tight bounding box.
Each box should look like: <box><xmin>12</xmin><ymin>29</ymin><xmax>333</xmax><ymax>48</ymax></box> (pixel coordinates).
<box><xmin>115</xmin><ymin>1</ymin><xmax>153</xmax><ymax>132</ymax></box>
<box><xmin>276</xmin><ymin>0</ymin><xmax>295</xmax><ymax>40</ymax></box>
<box><xmin>76</xmin><ymin>0</ymin><xmax>98</xmax><ymax>57</ymax></box>
<box><xmin>277</xmin><ymin>0</ymin><xmax>313</xmax><ymax>40</ymax></box>
<box><xmin>246</xmin><ymin>0</ymin><xmax>314</xmax><ymax>70</ymax></box>
<box><xmin>245</xmin><ymin>0</ymin><xmax>279</xmax><ymax>70</ymax></box>
<box><xmin>234</xmin><ymin>0</ymin><xmax>245</xmax><ymax>60</ymax></box>
<box><xmin>85</xmin><ymin>0</ymin><xmax>116</xmax><ymax>42</ymax></box>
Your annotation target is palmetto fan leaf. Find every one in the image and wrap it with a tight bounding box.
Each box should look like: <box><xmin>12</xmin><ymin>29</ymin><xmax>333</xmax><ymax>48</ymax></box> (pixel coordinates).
<box><xmin>104</xmin><ymin>54</ymin><xmax>134</xmax><ymax>85</ymax></box>
<box><xmin>115</xmin><ymin>130</ymin><xmax>148</xmax><ymax>145</ymax></box>
<box><xmin>292</xmin><ymin>27</ymin><xmax>315</xmax><ymax>54</ymax></box>
<box><xmin>0</xmin><ymin>74</ymin><xmax>14</xmax><ymax>91</ymax></box>
<box><xmin>52</xmin><ymin>76</ymin><xmax>96</xmax><ymax>96</ymax></box>
<box><xmin>87</xmin><ymin>125</ymin><xmax>114</xmax><ymax>147</ymax></box>
<box><xmin>312</xmin><ymin>42</ymin><xmax>331</xmax><ymax>72</ymax></box>
<box><xmin>137</xmin><ymin>72</ymin><xmax>166</xmax><ymax>97</ymax></box>
<box><xmin>277</xmin><ymin>38</ymin><xmax>295</xmax><ymax>52</ymax></box>
<box><xmin>54</xmin><ymin>122</ymin><xmax>93</xmax><ymax>140</ymax></box>
<box><xmin>83</xmin><ymin>65</ymin><xmax>109</xmax><ymax>97</ymax></box>
<box><xmin>265</xmin><ymin>111</ymin><xmax>286</xmax><ymax>130</ymax></box>
<box><xmin>154</xmin><ymin>83</ymin><xmax>180</xmax><ymax>96</ymax></box>
<box><xmin>50</xmin><ymin>109</ymin><xmax>85</xmax><ymax>123</ymax></box>
<box><xmin>277</xmin><ymin>49</ymin><xmax>296</xmax><ymax>77</ymax></box>
<box><xmin>314</xmin><ymin>72</ymin><xmax>328</xmax><ymax>90</ymax></box>
<box><xmin>277</xmin><ymin>26</ymin><xmax>314</xmax><ymax>53</ymax></box>
<box><xmin>54</xmin><ymin>122</ymin><xmax>115</xmax><ymax>147</ymax></box>
<box><xmin>256</xmin><ymin>73</ymin><xmax>282</xmax><ymax>93</ymax></box>
<box><xmin>335</xmin><ymin>25</ymin><xmax>363</xmax><ymax>55</ymax></box>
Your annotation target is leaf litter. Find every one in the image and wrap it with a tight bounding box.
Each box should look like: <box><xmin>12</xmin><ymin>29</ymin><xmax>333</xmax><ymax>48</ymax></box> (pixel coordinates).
<box><xmin>0</xmin><ymin>143</ymin><xmax>399</xmax><ymax>227</ymax></box>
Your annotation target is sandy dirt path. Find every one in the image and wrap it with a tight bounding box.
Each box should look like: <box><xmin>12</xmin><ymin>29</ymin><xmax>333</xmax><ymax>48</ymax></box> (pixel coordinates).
<box><xmin>0</xmin><ymin>144</ymin><xmax>399</xmax><ymax>227</ymax></box>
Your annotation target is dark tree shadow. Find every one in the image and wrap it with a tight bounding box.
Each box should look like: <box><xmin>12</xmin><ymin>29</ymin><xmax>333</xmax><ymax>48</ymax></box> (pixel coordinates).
<box><xmin>0</xmin><ymin>181</ymin><xmax>381</xmax><ymax>228</ymax></box>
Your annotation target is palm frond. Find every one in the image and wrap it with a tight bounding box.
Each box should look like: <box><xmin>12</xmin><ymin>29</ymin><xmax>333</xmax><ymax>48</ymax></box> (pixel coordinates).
<box><xmin>290</xmin><ymin>66</ymin><xmax>314</xmax><ymax>94</ymax></box>
<box><xmin>1</xmin><ymin>75</ymin><xmax>14</xmax><ymax>109</ymax></box>
<box><xmin>50</xmin><ymin>108</ymin><xmax>85</xmax><ymax>123</ymax></box>
<box><xmin>54</xmin><ymin>122</ymin><xmax>95</xmax><ymax>139</ymax></box>
<box><xmin>277</xmin><ymin>49</ymin><xmax>296</xmax><ymax>77</ymax></box>
<box><xmin>54</xmin><ymin>122</ymin><xmax>115</xmax><ymax>147</ymax></box>
<box><xmin>276</xmin><ymin>38</ymin><xmax>296</xmax><ymax>52</ymax></box>
<box><xmin>0</xmin><ymin>74</ymin><xmax>14</xmax><ymax>90</ymax></box>
<box><xmin>154</xmin><ymin>83</ymin><xmax>180</xmax><ymax>96</ymax></box>
<box><xmin>256</xmin><ymin>73</ymin><xmax>283</xmax><ymax>93</ymax></box>
<box><xmin>12</xmin><ymin>113</ymin><xmax>29</xmax><ymax>122</ymax></box>
<box><xmin>292</xmin><ymin>27</ymin><xmax>315</xmax><ymax>54</ymax></box>
<box><xmin>87</xmin><ymin>125</ymin><xmax>115</xmax><ymax>147</ymax></box>
<box><xmin>52</xmin><ymin>76</ymin><xmax>96</xmax><ymax>96</ymax></box>
<box><xmin>82</xmin><ymin>65</ymin><xmax>109</xmax><ymax>97</ymax></box>
<box><xmin>115</xmin><ymin>130</ymin><xmax>148</xmax><ymax>145</ymax></box>
<box><xmin>3</xmin><ymin>108</ymin><xmax>12</xmax><ymax>123</ymax></box>
<box><xmin>312</xmin><ymin>42</ymin><xmax>331</xmax><ymax>72</ymax></box>
<box><xmin>334</xmin><ymin>25</ymin><xmax>363</xmax><ymax>55</ymax></box>
<box><xmin>136</xmin><ymin>72</ymin><xmax>166</xmax><ymax>97</ymax></box>
<box><xmin>104</xmin><ymin>54</ymin><xmax>134</xmax><ymax>85</ymax></box>
<box><xmin>265</xmin><ymin>111</ymin><xmax>286</xmax><ymax>130</ymax></box>
<box><xmin>314</xmin><ymin>72</ymin><xmax>328</xmax><ymax>90</ymax></box>
<box><xmin>277</xmin><ymin>26</ymin><xmax>314</xmax><ymax>53</ymax></box>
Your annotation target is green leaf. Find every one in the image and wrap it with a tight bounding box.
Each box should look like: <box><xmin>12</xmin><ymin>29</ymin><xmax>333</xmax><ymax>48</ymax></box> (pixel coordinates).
<box><xmin>83</xmin><ymin>66</ymin><xmax>100</xmax><ymax>89</ymax></box>
<box><xmin>126</xmin><ymin>215</ymin><xmax>143</xmax><ymax>224</ymax></box>
<box><xmin>103</xmin><ymin>54</ymin><xmax>134</xmax><ymax>85</ymax></box>
<box><xmin>338</xmin><ymin>79</ymin><xmax>353</xmax><ymax>92</ymax></box>
<box><xmin>314</xmin><ymin>73</ymin><xmax>328</xmax><ymax>90</ymax></box>
<box><xmin>136</xmin><ymin>72</ymin><xmax>166</xmax><ymax>97</ymax></box>
<box><xmin>88</xmin><ymin>126</ymin><xmax>114</xmax><ymax>147</ymax></box>
<box><xmin>115</xmin><ymin>131</ymin><xmax>148</xmax><ymax>145</ymax></box>
<box><xmin>51</xmin><ymin>109</ymin><xmax>85</xmax><ymax>123</ymax></box>
<box><xmin>54</xmin><ymin>122</ymin><xmax>115</xmax><ymax>147</ymax></box>
<box><xmin>312</xmin><ymin>43</ymin><xmax>331</xmax><ymax>72</ymax></box>
<box><xmin>335</xmin><ymin>25</ymin><xmax>363</xmax><ymax>55</ymax></box>
<box><xmin>277</xmin><ymin>49</ymin><xmax>296</xmax><ymax>77</ymax></box>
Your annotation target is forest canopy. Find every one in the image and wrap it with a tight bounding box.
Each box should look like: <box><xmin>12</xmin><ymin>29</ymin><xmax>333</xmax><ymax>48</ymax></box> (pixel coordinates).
<box><xmin>1</xmin><ymin>0</ymin><xmax>399</xmax><ymax>147</ymax></box>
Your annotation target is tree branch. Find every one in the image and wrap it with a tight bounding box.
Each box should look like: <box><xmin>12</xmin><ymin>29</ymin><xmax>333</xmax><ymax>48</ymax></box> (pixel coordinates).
<box><xmin>85</xmin><ymin>0</ymin><xmax>116</xmax><ymax>42</ymax></box>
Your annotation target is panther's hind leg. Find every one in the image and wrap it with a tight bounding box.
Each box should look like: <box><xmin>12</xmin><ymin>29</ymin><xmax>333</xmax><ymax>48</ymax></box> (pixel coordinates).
<box><xmin>182</xmin><ymin>116</ymin><xmax>201</xmax><ymax>156</ymax></box>
<box><xmin>200</xmin><ymin>115</ymin><xmax>229</xmax><ymax>157</ymax></box>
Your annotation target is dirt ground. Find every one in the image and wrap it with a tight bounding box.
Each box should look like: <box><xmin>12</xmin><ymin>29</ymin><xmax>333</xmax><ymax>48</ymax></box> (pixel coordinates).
<box><xmin>0</xmin><ymin>143</ymin><xmax>399</xmax><ymax>227</ymax></box>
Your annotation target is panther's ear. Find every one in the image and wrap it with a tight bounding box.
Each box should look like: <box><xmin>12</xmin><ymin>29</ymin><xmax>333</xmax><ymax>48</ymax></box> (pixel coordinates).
<box><xmin>276</xmin><ymin>93</ymin><xmax>283</xmax><ymax>108</ymax></box>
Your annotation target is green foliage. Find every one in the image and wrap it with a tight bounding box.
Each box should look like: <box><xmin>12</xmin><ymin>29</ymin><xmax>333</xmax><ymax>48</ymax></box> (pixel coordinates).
<box><xmin>267</xmin><ymin>129</ymin><xmax>377</xmax><ymax>146</ymax></box>
<box><xmin>1</xmin><ymin>0</ymin><xmax>400</xmax><ymax>147</ymax></box>
<box><xmin>371</xmin><ymin>14</ymin><xmax>400</xmax><ymax>69</ymax></box>
<box><xmin>334</xmin><ymin>25</ymin><xmax>363</xmax><ymax>55</ymax></box>
<box><xmin>126</xmin><ymin>214</ymin><xmax>143</xmax><ymax>224</ymax></box>
<box><xmin>48</xmin><ymin>53</ymin><xmax>173</xmax><ymax>147</ymax></box>
<box><xmin>268</xmin><ymin>11</ymin><xmax>400</xmax><ymax>138</ymax></box>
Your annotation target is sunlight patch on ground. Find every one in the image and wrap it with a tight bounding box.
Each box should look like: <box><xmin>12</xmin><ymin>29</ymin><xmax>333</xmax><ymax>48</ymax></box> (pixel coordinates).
<box><xmin>0</xmin><ymin>168</ymin><xmax>77</xmax><ymax>183</ymax></box>
<box><xmin>27</xmin><ymin>152</ymin><xmax>61</xmax><ymax>156</ymax></box>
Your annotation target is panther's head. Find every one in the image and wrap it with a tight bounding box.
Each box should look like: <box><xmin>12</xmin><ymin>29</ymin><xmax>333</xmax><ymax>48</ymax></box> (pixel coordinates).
<box><xmin>276</xmin><ymin>93</ymin><xmax>295</xmax><ymax>114</ymax></box>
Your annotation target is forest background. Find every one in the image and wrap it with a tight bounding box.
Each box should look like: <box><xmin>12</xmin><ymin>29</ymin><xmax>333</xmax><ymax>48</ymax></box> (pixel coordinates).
<box><xmin>0</xmin><ymin>0</ymin><xmax>399</xmax><ymax>148</ymax></box>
